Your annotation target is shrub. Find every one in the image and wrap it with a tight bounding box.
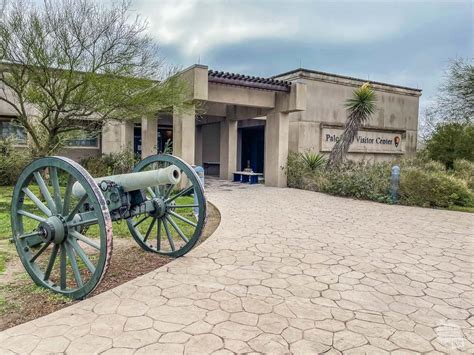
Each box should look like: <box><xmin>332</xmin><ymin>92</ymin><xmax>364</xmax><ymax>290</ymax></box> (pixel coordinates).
<box><xmin>397</xmin><ymin>156</ymin><xmax>445</xmax><ymax>173</ymax></box>
<box><xmin>287</xmin><ymin>151</ymin><xmax>474</xmax><ymax>209</ymax></box>
<box><xmin>80</xmin><ymin>150</ymin><xmax>139</xmax><ymax>177</ymax></box>
<box><xmin>399</xmin><ymin>168</ymin><xmax>474</xmax><ymax>207</ymax></box>
<box><xmin>0</xmin><ymin>138</ymin><xmax>32</xmax><ymax>185</ymax></box>
<box><xmin>452</xmin><ymin>159</ymin><xmax>474</xmax><ymax>190</ymax></box>
<box><xmin>322</xmin><ymin>161</ymin><xmax>392</xmax><ymax>203</ymax></box>
<box><xmin>425</xmin><ymin>123</ymin><xmax>474</xmax><ymax>169</ymax></box>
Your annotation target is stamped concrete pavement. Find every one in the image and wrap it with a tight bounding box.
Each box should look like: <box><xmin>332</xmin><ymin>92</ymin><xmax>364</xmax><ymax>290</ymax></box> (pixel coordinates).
<box><xmin>0</xmin><ymin>183</ymin><xmax>473</xmax><ymax>354</ymax></box>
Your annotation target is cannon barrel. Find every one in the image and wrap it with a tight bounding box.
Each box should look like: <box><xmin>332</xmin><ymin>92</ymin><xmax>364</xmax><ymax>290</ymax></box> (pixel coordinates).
<box><xmin>72</xmin><ymin>164</ymin><xmax>181</xmax><ymax>198</ymax></box>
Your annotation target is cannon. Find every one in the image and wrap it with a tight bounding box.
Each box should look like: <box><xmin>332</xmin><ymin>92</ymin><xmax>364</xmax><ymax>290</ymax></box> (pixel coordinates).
<box><xmin>10</xmin><ymin>154</ymin><xmax>206</xmax><ymax>299</ymax></box>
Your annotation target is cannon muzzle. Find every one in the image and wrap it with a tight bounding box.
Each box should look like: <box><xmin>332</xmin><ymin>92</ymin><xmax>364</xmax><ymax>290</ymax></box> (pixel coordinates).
<box><xmin>72</xmin><ymin>164</ymin><xmax>181</xmax><ymax>198</ymax></box>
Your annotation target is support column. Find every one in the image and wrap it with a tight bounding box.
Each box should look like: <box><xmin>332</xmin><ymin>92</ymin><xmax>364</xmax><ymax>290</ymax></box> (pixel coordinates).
<box><xmin>102</xmin><ymin>120</ymin><xmax>133</xmax><ymax>154</ymax></box>
<box><xmin>173</xmin><ymin>105</ymin><xmax>195</xmax><ymax>165</ymax></box>
<box><xmin>219</xmin><ymin>119</ymin><xmax>238</xmax><ymax>180</ymax></box>
<box><xmin>195</xmin><ymin>125</ymin><xmax>203</xmax><ymax>166</ymax></box>
<box><xmin>264</xmin><ymin>110</ymin><xmax>289</xmax><ymax>187</ymax></box>
<box><xmin>141</xmin><ymin>117</ymin><xmax>157</xmax><ymax>159</ymax></box>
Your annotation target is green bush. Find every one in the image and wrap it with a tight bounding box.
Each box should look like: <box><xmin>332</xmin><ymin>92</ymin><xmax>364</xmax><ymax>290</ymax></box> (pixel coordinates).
<box><xmin>452</xmin><ymin>159</ymin><xmax>474</xmax><ymax>190</ymax></box>
<box><xmin>425</xmin><ymin>123</ymin><xmax>474</xmax><ymax>169</ymax></box>
<box><xmin>80</xmin><ymin>150</ymin><xmax>139</xmax><ymax>177</ymax></box>
<box><xmin>0</xmin><ymin>138</ymin><xmax>32</xmax><ymax>186</ymax></box>
<box><xmin>286</xmin><ymin>152</ymin><xmax>307</xmax><ymax>189</ymax></box>
<box><xmin>287</xmin><ymin>154</ymin><xmax>392</xmax><ymax>203</ymax></box>
<box><xmin>399</xmin><ymin>168</ymin><xmax>474</xmax><ymax>208</ymax></box>
<box><xmin>287</xmin><ymin>151</ymin><xmax>474</xmax><ymax>209</ymax></box>
<box><xmin>322</xmin><ymin>161</ymin><xmax>392</xmax><ymax>203</ymax></box>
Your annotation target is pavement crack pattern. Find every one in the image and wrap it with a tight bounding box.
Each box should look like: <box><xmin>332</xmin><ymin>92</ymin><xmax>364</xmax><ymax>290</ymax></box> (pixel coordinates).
<box><xmin>0</xmin><ymin>184</ymin><xmax>473</xmax><ymax>354</ymax></box>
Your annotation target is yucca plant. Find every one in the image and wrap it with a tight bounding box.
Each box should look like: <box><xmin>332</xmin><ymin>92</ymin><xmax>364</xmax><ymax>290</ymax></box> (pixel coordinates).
<box><xmin>302</xmin><ymin>151</ymin><xmax>327</xmax><ymax>172</ymax></box>
<box><xmin>327</xmin><ymin>82</ymin><xmax>377</xmax><ymax>168</ymax></box>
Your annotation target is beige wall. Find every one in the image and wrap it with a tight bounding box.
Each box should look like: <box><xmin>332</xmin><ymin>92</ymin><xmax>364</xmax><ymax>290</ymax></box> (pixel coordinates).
<box><xmin>201</xmin><ymin>123</ymin><xmax>220</xmax><ymax>163</ymax></box>
<box><xmin>277</xmin><ymin>70</ymin><xmax>421</xmax><ymax>162</ymax></box>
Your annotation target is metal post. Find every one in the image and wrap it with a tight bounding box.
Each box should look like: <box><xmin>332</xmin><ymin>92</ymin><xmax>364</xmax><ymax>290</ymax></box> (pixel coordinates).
<box><xmin>193</xmin><ymin>166</ymin><xmax>205</xmax><ymax>215</ymax></box>
<box><xmin>391</xmin><ymin>165</ymin><xmax>400</xmax><ymax>202</ymax></box>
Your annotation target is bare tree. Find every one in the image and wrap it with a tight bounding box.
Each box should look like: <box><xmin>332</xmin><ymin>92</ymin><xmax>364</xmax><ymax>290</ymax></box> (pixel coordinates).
<box><xmin>0</xmin><ymin>0</ymin><xmax>187</xmax><ymax>156</ymax></box>
<box><xmin>327</xmin><ymin>83</ymin><xmax>376</xmax><ymax>168</ymax></box>
<box><xmin>420</xmin><ymin>58</ymin><xmax>473</xmax><ymax>141</ymax></box>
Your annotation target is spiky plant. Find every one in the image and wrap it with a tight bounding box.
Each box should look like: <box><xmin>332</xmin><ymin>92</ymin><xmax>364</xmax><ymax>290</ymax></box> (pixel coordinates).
<box><xmin>327</xmin><ymin>83</ymin><xmax>377</xmax><ymax>168</ymax></box>
<box><xmin>302</xmin><ymin>151</ymin><xmax>326</xmax><ymax>172</ymax></box>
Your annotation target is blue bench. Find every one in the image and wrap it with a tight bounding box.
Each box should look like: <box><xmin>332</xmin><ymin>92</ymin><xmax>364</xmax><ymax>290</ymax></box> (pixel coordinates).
<box><xmin>233</xmin><ymin>171</ymin><xmax>263</xmax><ymax>184</ymax></box>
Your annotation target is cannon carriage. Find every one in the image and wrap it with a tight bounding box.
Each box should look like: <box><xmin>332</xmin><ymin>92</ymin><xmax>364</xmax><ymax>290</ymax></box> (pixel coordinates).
<box><xmin>10</xmin><ymin>154</ymin><xmax>206</xmax><ymax>299</ymax></box>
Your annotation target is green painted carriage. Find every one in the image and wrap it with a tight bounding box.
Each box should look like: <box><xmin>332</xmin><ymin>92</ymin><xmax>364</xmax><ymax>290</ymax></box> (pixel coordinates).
<box><xmin>10</xmin><ymin>154</ymin><xmax>206</xmax><ymax>299</ymax></box>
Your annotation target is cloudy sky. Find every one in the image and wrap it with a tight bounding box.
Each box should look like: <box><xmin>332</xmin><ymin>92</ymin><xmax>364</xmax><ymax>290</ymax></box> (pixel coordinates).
<box><xmin>131</xmin><ymin>0</ymin><xmax>472</xmax><ymax>114</ymax></box>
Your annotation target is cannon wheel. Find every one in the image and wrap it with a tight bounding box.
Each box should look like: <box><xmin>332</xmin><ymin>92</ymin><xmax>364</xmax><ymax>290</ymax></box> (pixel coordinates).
<box><xmin>11</xmin><ymin>157</ymin><xmax>113</xmax><ymax>299</ymax></box>
<box><xmin>127</xmin><ymin>154</ymin><xmax>206</xmax><ymax>257</ymax></box>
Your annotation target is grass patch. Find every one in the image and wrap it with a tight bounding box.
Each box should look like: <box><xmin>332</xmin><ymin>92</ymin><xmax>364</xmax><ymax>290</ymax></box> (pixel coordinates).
<box><xmin>447</xmin><ymin>205</ymin><xmax>474</xmax><ymax>213</ymax></box>
<box><xmin>0</xmin><ymin>251</ymin><xmax>8</xmax><ymax>273</ymax></box>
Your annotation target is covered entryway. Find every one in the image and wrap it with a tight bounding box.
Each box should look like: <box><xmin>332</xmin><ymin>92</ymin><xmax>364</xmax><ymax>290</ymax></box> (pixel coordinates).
<box><xmin>239</xmin><ymin>124</ymin><xmax>265</xmax><ymax>174</ymax></box>
<box><xmin>102</xmin><ymin>65</ymin><xmax>306</xmax><ymax>187</ymax></box>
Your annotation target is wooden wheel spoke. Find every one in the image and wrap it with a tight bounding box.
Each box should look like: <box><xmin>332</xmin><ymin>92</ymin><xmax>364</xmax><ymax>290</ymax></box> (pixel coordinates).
<box><xmin>162</xmin><ymin>218</ymin><xmax>175</xmax><ymax>251</ymax></box>
<box><xmin>29</xmin><ymin>240</ymin><xmax>52</xmax><ymax>263</ymax></box>
<box><xmin>60</xmin><ymin>244</ymin><xmax>67</xmax><ymax>290</ymax></box>
<box><xmin>133</xmin><ymin>215</ymin><xmax>149</xmax><ymax>228</ymax></box>
<box><xmin>66</xmin><ymin>194</ymin><xmax>88</xmax><ymax>221</ymax></box>
<box><xmin>63</xmin><ymin>175</ymin><xmax>75</xmax><ymax>215</ymax></box>
<box><xmin>49</xmin><ymin>167</ymin><xmax>63</xmax><ymax>213</ymax></box>
<box><xmin>165</xmin><ymin>215</ymin><xmax>189</xmax><ymax>243</ymax></box>
<box><xmin>18</xmin><ymin>209</ymin><xmax>46</xmax><ymax>223</ymax></box>
<box><xmin>33</xmin><ymin>171</ymin><xmax>57</xmax><ymax>215</ymax></box>
<box><xmin>143</xmin><ymin>217</ymin><xmax>157</xmax><ymax>243</ymax></box>
<box><xmin>70</xmin><ymin>230</ymin><xmax>100</xmax><ymax>250</ymax></box>
<box><xmin>22</xmin><ymin>187</ymin><xmax>52</xmax><ymax>217</ymax></box>
<box><xmin>19</xmin><ymin>231</ymin><xmax>42</xmax><ymax>240</ymax></box>
<box><xmin>146</xmin><ymin>187</ymin><xmax>156</xmax><ymax>199</ymax></box>
<box><xmin>168</xmin><ymin>210</ymin><xmax>197</xmax><ymax>228</ymax></box>
<box><xmin>44</xmin><ymin>244</ymin><xmax>59</xmax><ymax>281</ymax></box>
<box><xmin>67</xmin><ymin>217</ymin><xmax>99</xmax><ymax>229</ymax></box>
<box><xmin>165</xmin><ymin>185</ymin><xmax>193</xmax><ymax>204</ymax></box>
<box><xmin>155</xmin><ymin>185</ymin><xmax>162</xmax><ymax>198</ymax></box>
<box><xmin>157</xmin><ymin>219</ymin><xmax>162</xmax><ymax>251</ymax></box>
<box><xmin>68</xmin><ymin>239</ymin><xmax>96</xmax><ymax>274</ymax></box>
<box><xmin>163</xmin><ymin>184</ymin><xmax>174</xmax><ymax>199</ymax></box>
<box><xmin>65</xmin><ymin>242</ymin><xmax>83</xmax><ymax>288</ymax></box>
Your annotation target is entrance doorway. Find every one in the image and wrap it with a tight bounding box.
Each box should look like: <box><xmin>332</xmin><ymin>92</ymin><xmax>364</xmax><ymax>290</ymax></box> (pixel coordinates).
<box><xmin>134</xmin><ymin>123</ymin><xmax>174</xmax><ymax>156</ymax></box>
<box><xmin>240</xmin><ymin>126</ymin><xmax>265</xmax><ymax>174</ymax></box>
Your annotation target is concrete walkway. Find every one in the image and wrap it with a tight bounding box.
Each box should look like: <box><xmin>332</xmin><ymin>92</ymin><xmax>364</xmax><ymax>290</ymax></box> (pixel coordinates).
<box><xmin>1</xmin><ymin>184</ymin><xmax>473</xmax><ymax>354</ymax></box>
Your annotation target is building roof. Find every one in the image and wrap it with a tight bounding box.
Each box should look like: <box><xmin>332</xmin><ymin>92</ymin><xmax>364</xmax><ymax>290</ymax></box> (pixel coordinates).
<box><xmin>208</xmin><ymin>70</ymin><xmax>291</xmax><ymax>92</ymax></box>
<box><xmin>273</xmin><ymin>68</ymin><xmax>422</xmax><ymax>93</ymax></box>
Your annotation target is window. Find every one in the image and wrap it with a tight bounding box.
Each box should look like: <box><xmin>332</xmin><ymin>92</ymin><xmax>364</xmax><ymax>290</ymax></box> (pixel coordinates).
<box><xmin>67</xmin><ymin>134</ymin><xmax>99</xmax><ymax>147</ymax></box>
<box><xmin>66</xmin><ymin>121</ymin><xmax>100</xmax><ymax>148</ymax></box>
<box><xmin>0</xmin><ymin>120</ymin><xmax>27</xmax><ymax>144</ymax></box>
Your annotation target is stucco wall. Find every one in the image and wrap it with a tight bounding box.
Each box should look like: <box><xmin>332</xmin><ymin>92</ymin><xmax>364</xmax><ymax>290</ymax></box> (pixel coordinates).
<box><xmin>58</xmin><ymin>147</ymin><xmax>101</xmax><ymax>162</ymax></box>
<box><xmin>277</xmin><ymin>70</ymin><xmax>421</xmax><ymax>162</ymax></box>
<box><xmin>201</xmin><ymin>123</ymin><xmax>220</xmax><ymax>163</ymax></box>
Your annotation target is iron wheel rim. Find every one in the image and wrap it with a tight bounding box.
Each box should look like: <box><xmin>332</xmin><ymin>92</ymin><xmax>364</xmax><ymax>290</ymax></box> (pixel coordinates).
<box><xmin>11</xmin><ymin>156</ymin><xmax>113</xmax><ymax>299</ymax></box>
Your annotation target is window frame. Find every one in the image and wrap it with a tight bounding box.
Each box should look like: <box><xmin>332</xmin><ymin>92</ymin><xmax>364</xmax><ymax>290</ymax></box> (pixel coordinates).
<box><xmin>0</xmin><ymin>118</ymin><xmax>28</xmax><ymax>146</ymax></box>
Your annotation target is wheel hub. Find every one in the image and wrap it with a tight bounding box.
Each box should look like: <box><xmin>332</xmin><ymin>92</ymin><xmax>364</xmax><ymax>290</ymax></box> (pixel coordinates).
<box><xmin>39</xmin><ymin>216</ymin><xmax>67</xmax><ymax>244</ymax></box>
<box><xmin>150</xmin><ymin>198</ymin><xmax>167</xmax><ymax>218</ymax></box>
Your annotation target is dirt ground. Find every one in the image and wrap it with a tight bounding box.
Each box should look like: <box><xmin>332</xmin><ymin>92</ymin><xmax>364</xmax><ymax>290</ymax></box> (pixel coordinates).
<box><xmin>0</xmin><ymin>202</ymin><xmax>220</xmax><ymax>331</ymax></box>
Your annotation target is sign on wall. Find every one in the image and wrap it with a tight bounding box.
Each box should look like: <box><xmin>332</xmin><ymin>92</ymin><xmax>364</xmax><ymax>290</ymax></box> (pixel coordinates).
<box><xmin>321</xmin><ymin>127</ymin><xmax>403</xmax><ymax>154</ymax></box>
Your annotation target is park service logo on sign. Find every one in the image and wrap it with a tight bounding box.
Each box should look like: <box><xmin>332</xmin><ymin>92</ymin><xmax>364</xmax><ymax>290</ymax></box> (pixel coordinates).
<box><xmin>321</xmin><ymin>127</ymin><xmax>403</xmax><ymax>154</ymax></box>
